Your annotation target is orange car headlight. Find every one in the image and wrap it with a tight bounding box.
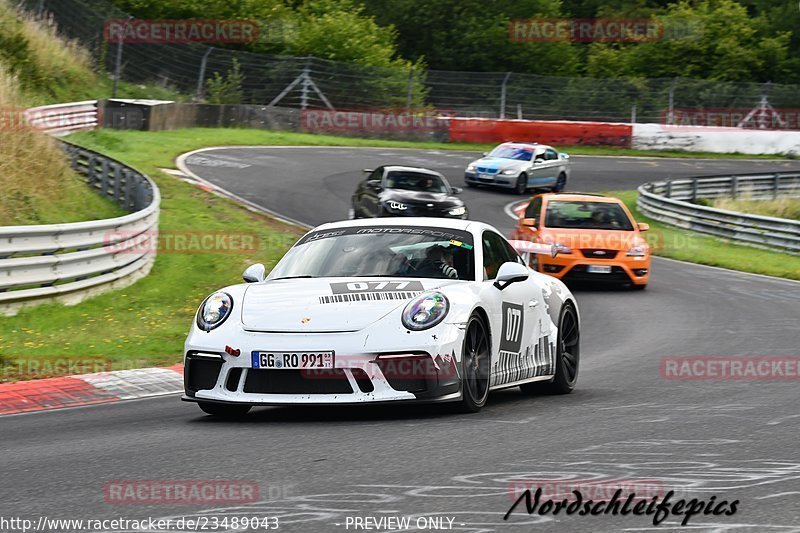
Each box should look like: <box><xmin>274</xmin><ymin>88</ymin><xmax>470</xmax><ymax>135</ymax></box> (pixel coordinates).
<box><xmin>626</xmin><ymin>244</ymin><xmax>648</xmax><ymax>257</ymax></box>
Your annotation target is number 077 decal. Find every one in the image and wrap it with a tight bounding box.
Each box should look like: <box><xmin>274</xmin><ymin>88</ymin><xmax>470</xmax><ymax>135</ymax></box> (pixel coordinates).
<box><xmin>330</xmin><ymin>280</ymin><xmax>424</xmax><ymax>294</ymax></box>
<box><xmin>499</xmin><ymin>302</ymin><xmax>525</xmax><ymax>353</ymax></box>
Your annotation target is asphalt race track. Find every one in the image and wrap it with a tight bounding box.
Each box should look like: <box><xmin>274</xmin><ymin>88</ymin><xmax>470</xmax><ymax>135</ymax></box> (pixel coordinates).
<box><xmin>2</xmin><ymin>148</ymin><xmax>800</xmax><ymax>532</ymax></box>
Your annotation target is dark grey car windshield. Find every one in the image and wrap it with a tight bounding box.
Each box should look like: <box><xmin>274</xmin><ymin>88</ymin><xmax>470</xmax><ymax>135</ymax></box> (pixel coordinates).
<box><xmin>271</xmin><ymin>226</ymin><xmax>475</xmax><ymax>280</ymax></box>
<box><xmin>386</xmin><ymin>171</ymin><xmax>449</xmax><ymax>193</ymax></box>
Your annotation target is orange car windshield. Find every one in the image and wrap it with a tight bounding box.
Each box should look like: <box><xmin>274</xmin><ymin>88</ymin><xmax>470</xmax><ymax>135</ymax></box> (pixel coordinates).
<box><xmin>545</xmin><ymin>201</ymin><xmax>634</xmax><ymax>231</ymax></box>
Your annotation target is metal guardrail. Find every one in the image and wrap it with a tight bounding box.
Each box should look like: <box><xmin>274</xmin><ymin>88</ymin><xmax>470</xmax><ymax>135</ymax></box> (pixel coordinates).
<box><xmin>637</xmin><ymin>172</ymin><xmax>800</xmax><ymax>254</ymax></box>
<box><xmin>0</xmin><ymin>105</ymin><xmax>160</xmax><ymax>315</ymax></box>
<box><xmin>23</xmin><ymin>100</ymin><xmax>99</xmax><ymax>135</ymax></box>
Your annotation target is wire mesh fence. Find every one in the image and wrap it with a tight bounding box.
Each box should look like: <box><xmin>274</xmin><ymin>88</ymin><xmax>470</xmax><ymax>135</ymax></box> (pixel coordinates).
<box><xmin>19</xmin><ymin>0</ymin><xmax>800</xmax><ymax>125</ymax></box>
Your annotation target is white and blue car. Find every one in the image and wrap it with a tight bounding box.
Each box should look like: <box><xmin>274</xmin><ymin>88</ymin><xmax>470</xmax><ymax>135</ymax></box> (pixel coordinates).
<box><xmin>183</xmin><ymin>218</ymin><xmax>580</xmax><ymax>417</ymax></box>
<box><xmin>465</xmin><ymin>142</ymin><xmax>571</xmax><ymax>194</ymax></box>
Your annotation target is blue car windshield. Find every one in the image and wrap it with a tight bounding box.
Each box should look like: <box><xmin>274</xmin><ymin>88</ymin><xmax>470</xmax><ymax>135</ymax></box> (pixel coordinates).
<box><xmin>489</xmin><ymin>146</ymin><xmax>533</xmax><ymax>161</ymax></box>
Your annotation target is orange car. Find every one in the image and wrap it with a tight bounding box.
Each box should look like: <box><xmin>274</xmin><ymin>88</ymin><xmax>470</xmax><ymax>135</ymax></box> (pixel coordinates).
<box><xmin>511</xmin><ymin>193</ymin><xmax>651</xmax><ymax>289</ymax></box>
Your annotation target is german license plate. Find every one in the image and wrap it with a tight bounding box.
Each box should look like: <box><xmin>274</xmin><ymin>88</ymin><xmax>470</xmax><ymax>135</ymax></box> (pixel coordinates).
<box><xmin>251</xmin><ymin>351</ymin><xmax>334</xmax><ymax>369</ymax></box>
<box><xmin>480</xmin><ymin>173</ymin><xmax>491</xmax><ymax>180</ymax></box>
<box><xmin>587</xmin><ymin>265</ymin><xmax>612</xmax><ymax>274</ymax></box>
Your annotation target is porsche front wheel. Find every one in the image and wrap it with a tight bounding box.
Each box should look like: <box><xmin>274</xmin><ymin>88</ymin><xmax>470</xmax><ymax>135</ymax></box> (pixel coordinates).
<box><xmin>459</xmin><ymin>314</ymin><xmax>491</xmax><ymax>412</ymax></box>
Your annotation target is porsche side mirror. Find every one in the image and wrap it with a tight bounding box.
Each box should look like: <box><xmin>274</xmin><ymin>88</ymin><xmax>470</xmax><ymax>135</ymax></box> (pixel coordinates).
<box><xmin>366</xmin><ymin>179</ymin><xmax>383</xmax><ymax>190</ymax></box>
<box><xmin>534</xmin><ymin>159</ymin><xmax>544</xmax><ymax>164</ymax></box>
<box><xmin>362</xmin><ymin>168</ymin><xmax>374</xmax><ymax>174</ymax></box>
<box><xmin>243</xmin><ymin>263</ymin><xmax>266</xmax><ymax>283</ymax></box>
<box><xmin>451</xmin><ymin>186</ymin><xmax>463</xmax><ymax>195</ymax></box>
<box><xmin>522</xmin><ymin>217</ymin><xmax>537</xmax><ymax>227</ymax></box>
<box><xmin>638</xmin><ymin>222</ymin><xmax>650</xmax><ymax>232</ymax></box>
<box><xmin>482</xmin><ymin>152</ymin><xmax>488</xmax><ymax>157</ymax></box>
<box><xmin>493</xmin><ymin>262</ymin><xmax>529</xmax><ymax>290</ymax></box>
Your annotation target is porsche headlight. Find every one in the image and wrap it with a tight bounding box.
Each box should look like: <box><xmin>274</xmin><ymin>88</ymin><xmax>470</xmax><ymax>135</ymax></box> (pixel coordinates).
<box><xmin>402</xmin><ymin>292</ymin><xmax>449</xmax><ymax>331</ymax></box>
<box><xmin>197</xmin><ymin>292</ymin><xmax>233</xmax><ymax>331</ymax></box>
<box><xmin>448</xmin><ymin>206</ymin><xmax>466</xmax><ymax>216</ymax></box>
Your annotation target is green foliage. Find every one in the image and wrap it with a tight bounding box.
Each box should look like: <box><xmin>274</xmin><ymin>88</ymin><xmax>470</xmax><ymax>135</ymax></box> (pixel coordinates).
<box><xmin>585</xmin><ymin>0</ymin><xmax>792</xmax><ymax>82</ymax></box>
<box><xmin>205</xmin><ymin>58</ymin><xmax>245</xmax><ymax>104</ymax></box>
<box><xmin>360</xmin><ymin>0</ymin><xmax>581</xmax><ymax>75</ymax></box>
<box><xmin>105</xmin><ymin>0</ymin><xmax>800</xmax><ymax>84</ymax></box>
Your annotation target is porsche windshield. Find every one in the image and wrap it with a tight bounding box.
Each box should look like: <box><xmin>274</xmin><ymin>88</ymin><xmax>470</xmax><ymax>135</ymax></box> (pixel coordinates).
<box><xmin>545</xmin><ymin>201</ymin><xmax>634</xmax><ymax>230</ymax></box>
<box><xmin>270</xmin><ymin>226</ymin><xmax>475</xmax><ymax>280</ymax></box>
<box><xmin>488</xmin><ymin>145</ymin><xmax>534</xmax><ymax>161</ymax></box>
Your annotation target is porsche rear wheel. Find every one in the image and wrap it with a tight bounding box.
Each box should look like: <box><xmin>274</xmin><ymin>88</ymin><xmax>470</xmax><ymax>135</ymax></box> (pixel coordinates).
<box><xmin>521</xmin><ymin>302</ymin><xmax>579</xmax><ymax>395</ymax></box>
<box><xmin>515</xmin><ymin>174</ymin><xmax>528</xmax><ymax>195</ymax></box>
<box><xmin>198</xmin><ymin>402</ymin><xmax>252</xmax><ymax>417</ymax></box>
<box><xmin>459</xmin><ymin>314</ymin><xmax>491</xmax><ymax>412</ymax></box>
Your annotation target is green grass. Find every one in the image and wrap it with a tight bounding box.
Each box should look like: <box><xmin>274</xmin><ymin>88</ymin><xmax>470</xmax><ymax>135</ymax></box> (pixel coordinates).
<box><xmin>0</xmin><ymin>130</ymin><xmax>307</xmax><ymax>381</ymax></box>
<box><xmin>710</xmin><ymin>197</ymin><xmax>800</xmax><ymax>221</ymax></box>
<box><xmin>613</xmin><ymin>190</ymin><xmax>800</xmax><ymax>280</ymax></box>
<box><xmin>2</xmin><ymin>127</ymin><xmax>798</xmax><ymax>382</ymax></box>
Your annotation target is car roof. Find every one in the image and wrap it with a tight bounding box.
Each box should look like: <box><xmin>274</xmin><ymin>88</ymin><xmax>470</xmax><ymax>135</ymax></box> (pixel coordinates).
<box><xmin>383</xmin><ymin>166</ymin><xmax>444</xmax><ymax>176</ymax></box>
<box><xmin>498</xmin><ymin>142</ymin><xmax>550</xmax><ymax>151</ymax></box>
<box><xmin>310</xmin><ymin>217</ymin><xmax>499</xmax><ymax>236</ymax></box>
<box><xmin>541</xmin><ymin>193</ymin><xmax>622</xmax><ymax>204</ymax></box>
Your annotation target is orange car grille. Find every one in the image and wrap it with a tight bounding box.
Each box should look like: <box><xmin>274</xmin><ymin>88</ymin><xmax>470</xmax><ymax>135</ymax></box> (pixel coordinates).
<box><xmin>580</xmin><ymin>249</ymin><xmax>619</xmax><ymax>259</ymax></box>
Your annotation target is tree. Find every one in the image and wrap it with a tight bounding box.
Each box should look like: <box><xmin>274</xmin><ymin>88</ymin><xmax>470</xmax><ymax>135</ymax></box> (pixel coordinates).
<box><xmin>585</xmin><ymin>0</ymin><xmax>792</xmax><ymax>82</ymax></box>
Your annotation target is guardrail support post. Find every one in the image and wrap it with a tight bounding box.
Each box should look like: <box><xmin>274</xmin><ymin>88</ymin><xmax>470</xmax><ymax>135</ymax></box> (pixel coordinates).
<box><xmin>665</xmin><ymin>180</ymin><xmax>672</xmax><ymax>198</ymax></box>
<box><xmin>499</xmin><ymin>72</ymin><xmax>511</xmax><ymax>119</ymax></box>
<box><xmin>123</xmin><ymin>169</ymin><xmax>134</xmax><ymax>210</ymax></box>
<box><xmin>731</xmin><ymin>175</ymin><xmax>738</xmax><ymax>199</ymax></box>
<box><xmin>691</xmin><ymin>178</ymin><xmax>698</xmax><ymax>202</ymax></box>
<box><xmin>196</xmin><ymin>47</ymin><xmax>213</xmax><ymax>101</ymax></box>
<box><xmin>774</xmin><ymin>174</ymin><xmax>780</xmax><ymax>200</ymax></box>
<box><xmin>112</xmin><ymin>16</ymin><xmax>133</xmax><ymax>98</ymax></box>
<box><xmin>405</xmin><ymin>68</ymin><xmax>414</xmax><ymax>113</ymax></box>
<box><xmin>114</xmin><ymin>165</ymin><xmax>123</xmax><ymax>203</ymax></box>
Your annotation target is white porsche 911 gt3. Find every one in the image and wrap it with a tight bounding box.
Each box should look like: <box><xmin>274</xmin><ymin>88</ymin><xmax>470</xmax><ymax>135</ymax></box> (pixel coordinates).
<box><xmin>183</xmin><ymin>218</ymin><xmax>580</xmax><ymax>416</ymax></box>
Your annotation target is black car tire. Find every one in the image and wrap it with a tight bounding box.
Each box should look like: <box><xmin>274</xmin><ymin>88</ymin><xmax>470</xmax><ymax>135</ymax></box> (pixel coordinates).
<box><xmin>458</xmin><ymin>313</ymin><xmax>491</xmax><ymax>413</ymax></box>
<box><xmin>198</xmin><ymin>402</ymin><xmax>252</xmax><ymax>418</ymax></box>
<box><xmin>520</xmin><ymin>302</ymin><xmax>579</xmax><ymax>396</ymax></box>
<box><xmin>515</xmin><ymin>174</ymin><xmax>528</xmax><ymax>195</ymax></box>
<box><xmin>552</xmin><ymin>172</ymin><xmax>567</xmax><ymax>192</ymax></box>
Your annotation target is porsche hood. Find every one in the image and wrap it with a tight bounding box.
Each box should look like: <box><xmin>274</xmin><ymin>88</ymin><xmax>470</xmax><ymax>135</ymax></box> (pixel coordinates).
<box><xmin>240</xmin><ymin>277</ymin><xmax>453</xmax><ymax>333</ymax></box>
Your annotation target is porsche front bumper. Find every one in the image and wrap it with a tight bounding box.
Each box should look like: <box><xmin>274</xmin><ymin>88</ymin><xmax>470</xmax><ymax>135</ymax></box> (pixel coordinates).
<box><xmin>183</xmin><ymin>324</ymin><xmax>466</xmax><ymax>405</ymax></box>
